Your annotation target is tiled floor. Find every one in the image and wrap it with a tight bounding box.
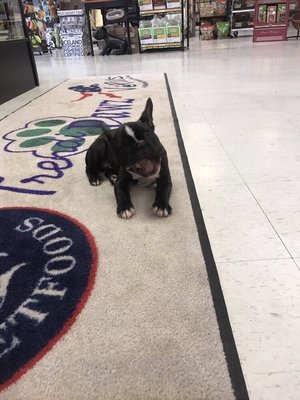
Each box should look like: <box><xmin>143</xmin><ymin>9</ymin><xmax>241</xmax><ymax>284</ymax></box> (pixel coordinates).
<box><xmin>2</xmin><ymin>36</ymin><xmax>300</xmax><ymax>399</ymax></box>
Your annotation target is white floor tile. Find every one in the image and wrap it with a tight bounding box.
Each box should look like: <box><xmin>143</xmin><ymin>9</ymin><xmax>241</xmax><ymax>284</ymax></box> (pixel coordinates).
<box><xmin>182</xmin><ymin>142</ymin><xmax>244</xmax><ymax>186</ymax></box>
<box><xmin>217</xmin><ymin>259</ymin><xmax>300</xmax><ymax>399</ymax></box>
<box><xmin>248</xmin><ymin>181</ymin><xmax>300</xmax><ymax>258</ymax></box>
<box><xmin>195</xmin><ymin>184</ymin><xmax>289</xmax><ymax>262</ymax></box>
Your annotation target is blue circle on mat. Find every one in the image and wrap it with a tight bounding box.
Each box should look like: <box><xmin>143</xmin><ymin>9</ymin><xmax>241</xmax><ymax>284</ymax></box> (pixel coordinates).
<box><xmin>0</xmin><ymin>208</ymin><xmax>97</xmax><ymax>390</ymax></box>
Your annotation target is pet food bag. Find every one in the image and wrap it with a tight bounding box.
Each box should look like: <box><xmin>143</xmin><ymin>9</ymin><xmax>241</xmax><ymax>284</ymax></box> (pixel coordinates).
<box><xmin>139</xmin><ymin>20</ymin><xmax>153</xmax><ymax>44</ymax></box>
<box><xmin>216</xmin><ymin>21</ymin><xmax>229</xmax><ymax>38</ymax></box>
<box><xmin>152</xmin><ymin>15</ymin><xmax>167</xmax><ymax>43</ymax></box>
<box><xmin>200</xmin><ymin>22</ymin><xmax>214</xmax><ymax>40</ymax></box>
<box><xmin>166</xmin><ymin>13</ymin><xmax>181</xmax><ymax>43</ymax></box>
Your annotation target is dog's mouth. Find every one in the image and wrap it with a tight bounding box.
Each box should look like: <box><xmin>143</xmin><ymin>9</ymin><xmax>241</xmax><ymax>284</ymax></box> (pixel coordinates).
<box><xmin>127</xmin><ymin>159</ymin><xmax>160</xmax><ymax>177</ymax></box>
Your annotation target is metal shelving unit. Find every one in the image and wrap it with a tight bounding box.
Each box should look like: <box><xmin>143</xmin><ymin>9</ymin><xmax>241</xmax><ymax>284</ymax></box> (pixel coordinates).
<box><xmin>194</xmin><ymin>0</ymin><xmax>231</xmax><ymax>38</ymax></box>
<box><xmin>230</xmin><ymin>0</ymin><xmax>254</xmax><ymax>37</ymax></box>
<box><xmin>138</xmin><ymin>0</ymin><xmax>189</xmax><ymax>52</ymax></box>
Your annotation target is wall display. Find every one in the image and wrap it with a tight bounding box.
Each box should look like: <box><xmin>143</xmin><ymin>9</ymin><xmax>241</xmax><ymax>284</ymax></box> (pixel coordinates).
<box><xmin>253</xmin><ymin>0</ymin><xmax>290</xmax><ymax>41</ymax></box>
<box><xmin>58</xmin><ymin>9</ymin><xmax>85</xmax><ymax>56</ymax></box>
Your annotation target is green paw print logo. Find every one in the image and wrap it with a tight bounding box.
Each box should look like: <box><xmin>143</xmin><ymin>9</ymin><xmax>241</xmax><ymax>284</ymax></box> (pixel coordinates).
<box><xmin>5</xmin><ymin>117</ymin><xmax>104</xmax><ymax>158</ymax></box>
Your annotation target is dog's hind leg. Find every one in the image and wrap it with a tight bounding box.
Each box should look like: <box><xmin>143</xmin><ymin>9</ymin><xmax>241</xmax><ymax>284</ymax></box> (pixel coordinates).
<box><xmin>85</xmin><ymin>143</ymin><xmax>105</xmax><ymax>186</ymax></box>
<box><xmin>101</xmin><ymin>43</ymin><xmax>109</xmax><ymax>55</ymax></box>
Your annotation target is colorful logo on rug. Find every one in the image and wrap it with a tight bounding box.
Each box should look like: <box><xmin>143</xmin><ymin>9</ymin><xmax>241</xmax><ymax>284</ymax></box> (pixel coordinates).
<box><xmin>68</xmin><ymin>75</ymin><xmax>149</xmax><ymax>102</ymax></box>
<box><xmin>0</xmin><ymin>207</ymin><xmax>97</xmax><ymax>391</ymax></box>
<box><xmin>1</xmin><ymin>97</ymin><xmax>134</xmax><ymax>195</ymax></box>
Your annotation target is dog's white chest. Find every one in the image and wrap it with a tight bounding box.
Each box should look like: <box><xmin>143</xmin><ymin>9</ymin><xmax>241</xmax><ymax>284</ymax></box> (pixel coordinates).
<box><xmin>129</xmin><ymin>165</ymin><xmax>161</xmax><ymax>187</ymax></box>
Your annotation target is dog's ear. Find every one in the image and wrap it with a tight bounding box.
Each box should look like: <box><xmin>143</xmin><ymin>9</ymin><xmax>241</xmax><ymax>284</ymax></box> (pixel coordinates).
<box><xmin>140</xmin><ymin>98</ymin><xmax>154</xmax><ymax>130</ymax></box>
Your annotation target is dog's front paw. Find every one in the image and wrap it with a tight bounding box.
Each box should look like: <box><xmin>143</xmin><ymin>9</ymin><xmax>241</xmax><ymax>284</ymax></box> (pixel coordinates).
<box><xmin>118</xmin><ymin>207</ymin><xmax>135</xmax><ymax>219</ymax></box>
<box><xmin>87</xmin><ymin>172</ymin><xmax>103</xmax><ymax>186</ymax></box>
<box><xmin>152</xmin><ymin>202</ymin><xmax>172</xmax><ymax>217</ymax></box>
<box><xmin>109</xmin><ymin>174</ymin><xmax>118</xmax><ymax>185</ymax></box>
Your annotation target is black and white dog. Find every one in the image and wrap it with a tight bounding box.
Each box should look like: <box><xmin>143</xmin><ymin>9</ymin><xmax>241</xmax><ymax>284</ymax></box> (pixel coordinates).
<box><xmin>85</xmin><ymin>98</ymin><xmax>172</xmax><ymax>219</ymax></box>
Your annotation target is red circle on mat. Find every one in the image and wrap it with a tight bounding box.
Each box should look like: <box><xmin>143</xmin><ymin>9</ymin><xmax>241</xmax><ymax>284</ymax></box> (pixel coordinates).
<box><xmin>0</xmin><ymin>207</ymin><xmax>98</xmax><ymax>392</ymax></box>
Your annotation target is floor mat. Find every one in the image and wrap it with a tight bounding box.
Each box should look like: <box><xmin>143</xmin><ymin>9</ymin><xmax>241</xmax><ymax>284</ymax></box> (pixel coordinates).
<box><xmin>0</xmin><ymin>74</ymin><xmax>242</xmax><ymax>399</ymax></box>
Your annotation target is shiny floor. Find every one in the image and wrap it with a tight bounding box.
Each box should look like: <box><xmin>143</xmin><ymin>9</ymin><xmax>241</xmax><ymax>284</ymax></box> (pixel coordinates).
<box><xmin>2</xmin><ymin>36</ymin><xmax>300</xmax><ymax>399</ymax></box>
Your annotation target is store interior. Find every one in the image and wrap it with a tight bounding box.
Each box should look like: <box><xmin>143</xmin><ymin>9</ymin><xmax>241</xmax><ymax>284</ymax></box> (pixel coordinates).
<box><xmin>1</xmin><ymin>0</ymin><xmax>300</xmax><ymax>60</ymax></box>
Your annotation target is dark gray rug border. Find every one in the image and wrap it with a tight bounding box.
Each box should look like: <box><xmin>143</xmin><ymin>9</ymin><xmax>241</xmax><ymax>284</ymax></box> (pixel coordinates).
<box><xmin>164</xmin><ymin>73</ymin><xmax>249</xmax><ymax>400</ymax></box>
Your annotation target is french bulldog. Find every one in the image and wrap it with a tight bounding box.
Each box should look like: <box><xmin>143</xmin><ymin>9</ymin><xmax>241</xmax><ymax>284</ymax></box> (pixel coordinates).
<box><xmin>85</xmin><ymin>98</ymin><xmax>172</xmax><ymax>219</ymax></box>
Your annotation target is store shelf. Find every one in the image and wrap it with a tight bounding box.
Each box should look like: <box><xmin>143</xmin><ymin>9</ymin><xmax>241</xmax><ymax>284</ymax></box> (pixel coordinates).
<box><xmin>232</xmin><ymin>9</ymin><xmax>254</xmax><ymax>13</ymax></box>
<box><xmin>199</xmin><ymin>13</ymin><xmax>227</xmax><ymax>18</ymax></box>
<box><xmin>257</xmin><ymin>0</ymin><xmax>288</xmax><ymax>3</ymax></box>
<box><xmin>231</xmin><ymin>27</ymin><xmax>253</xmax><ymax>31</ymax></box>
<box><xmin>231</xmin><ymin>0</ymin><xmax>255</xmax><ymax>37</ymax></box>
<box><xmin>140</xmin><ymin>8</ymin><xmax>181</xmax><ymax>15</ymax></box>
<box><xmin>138</xmin><ymin>0</ymin><xmax>187</xmax><ymax>53</ymax></box>
<box><xmin>255</xmin><ymin>23</ymin><xmax>286</xmax><ymax>28</ymax></box>
<box><xmin>141</xmin><ymin>42</ymin><xmax>182</xmax><ymax>49</ymax></box>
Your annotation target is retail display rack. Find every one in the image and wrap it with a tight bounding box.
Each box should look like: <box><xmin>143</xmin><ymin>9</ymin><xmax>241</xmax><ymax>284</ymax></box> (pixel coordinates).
<box><xmin>195</xmin><ymin>0</ymin><xmax>230</xmax><ymax>38</ymax></box>
<box><xmin>253</xmin><ymin>0</ymin><xmax>290</xmax><ymax>41</ymax></box>
<box><xmin>230</xmin><ymin>0</ymin><xmax>254</xmax><ymax>37</ymax></box>
<box><xmin>137</xmin><ymin>0</ymin><xmax>189</xmax><ymax>51</ymax></box>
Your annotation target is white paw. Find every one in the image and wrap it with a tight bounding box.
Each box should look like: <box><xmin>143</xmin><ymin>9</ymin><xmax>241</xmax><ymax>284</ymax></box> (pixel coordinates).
<box><xmin>110</xmin><ymin>175</ymin><xmax>117</xmax><ymax>184</ymax></box>
<box><xmin>153</xmin><ymin>207</ymin><xmax>169</xmax><ymax>217</ymax></box>
<box><xmin>119</xmin><ymin>208</ymin><xmax>135</xmax><ymax>219</ymax></box>
<box><xmin>89</xmin><ymin>176</ymin><xmax>103</xmax><ymax>186</ymax></box>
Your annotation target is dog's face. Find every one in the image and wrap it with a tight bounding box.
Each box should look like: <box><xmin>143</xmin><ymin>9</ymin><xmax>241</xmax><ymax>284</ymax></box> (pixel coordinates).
<box><xmin>94</xmin><ymin>27</ymin><xmax>106</xmax><ymax>40</ymax></box>
<box><xmin>112</xmin><ymin>98</ymin><xmax>163</xmax><ymax>177</ymax></box>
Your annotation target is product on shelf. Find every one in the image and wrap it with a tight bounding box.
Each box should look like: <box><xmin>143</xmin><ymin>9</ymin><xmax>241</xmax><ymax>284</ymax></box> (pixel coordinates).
<box><xmin>266</xmin><ymin>5</ymin><xmax>277</xmax><ymax>23</ymax></box>
<box><xmin>166</xmin><ymin>13</ymin><xmax>181</xmax><ymax>42</ymax></box>
<box><xmin>139</xmin><ymin>20</ymin><xmax>153</xmax><ymax>44</ymax></box>
<box><xmin>216</xmin><ymin>20</ymin><xmax>229</xmax><ymax>37</ymax></box>
<box><xmin>152</xmin><ymin>15</ymin><xmax>167</xmax><ymax>42</ymax></box>
<box><xmin>216</xmin><ymin>0</ymin><xmax>227</xmax><ymax>15</ymax></box>
<box><xmin>166</xmin><ymin>0</ymin><xmax>181</xmax><ymax>8</ymax></box>
<box><xmin>200</xmin><ymin>1</ymin><xmax>217</xmax><ymax>16</ymax></box>
<box><xmin>257</xmin><ymin>4</ymin><xmax>267</xmax><ymax>23</ymax></box>
<box><xmin>138</xmin><ymin>0</ymin><xmax>153</xmax><ymax>11</ymax></box>
<box><xmin>233</xmin><ymin>0</ymin><xmax>254</xmax><ymax>10</ymax></box>
<box><xmin>153</xmin><ymin>0</ymin><xmax>166</xmax><ymax>10</ymax></box>
<box><xmin>232</xmin><ymin>10</ymin><xmax>254</xmax><ymax>28</ymax></box>
<box><xmin>200</xmin><ymin>21</ymin><xmax>214</xmax><ymax>39</ymax></box>
<box><xmin>277</xmin><ymin>3</ymin><xmax>287</xmax><ymax>22</ymax></box>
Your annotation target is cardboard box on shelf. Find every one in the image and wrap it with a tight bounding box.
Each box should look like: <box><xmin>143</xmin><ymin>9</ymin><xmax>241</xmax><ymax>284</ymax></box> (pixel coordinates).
<box><xmin>138</xmin><ymin>0</ymin><xmax>153</xmax><ymax>11</ymax></box>
<box><xmin>152</xmin><ymin>26</ymin><xmax>167</xmax><ymax>43</ymax></box>
<box><xmin>139</xmin><ymin>27</ymin><xmax>153</xmax><ymax>44</ymax></box>
<box><xmin>153</xmin><ymin>0</ymin><xmax>166</xmax><ymax>9</ymax></box>
<box><xmin>166</xmin><ymin>25</ymin><xmax>181</xmax><ymax>42</ymax></box>
<box><xmin>166</xmin><ymin>0</ymin><xmax>180</xmax><ymax>8</ymax></box>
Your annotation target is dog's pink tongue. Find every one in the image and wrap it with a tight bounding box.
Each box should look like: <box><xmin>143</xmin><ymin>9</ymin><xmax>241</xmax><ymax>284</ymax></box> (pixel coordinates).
<box><xmin>143</xmin><ymin>160</ymin><xmax>154</xmax><ymax>175</ymax></box>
